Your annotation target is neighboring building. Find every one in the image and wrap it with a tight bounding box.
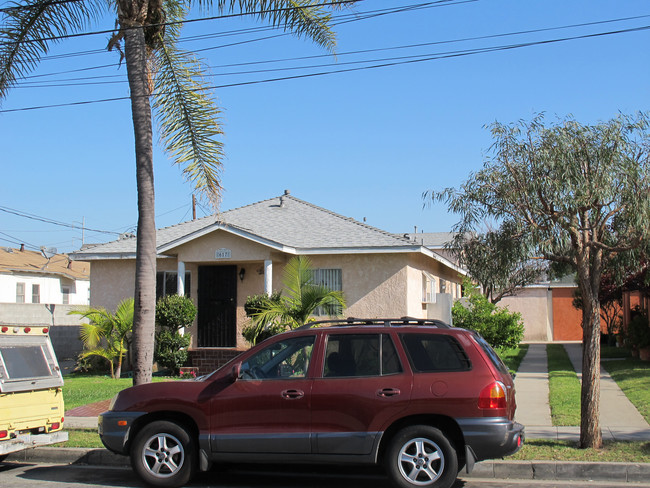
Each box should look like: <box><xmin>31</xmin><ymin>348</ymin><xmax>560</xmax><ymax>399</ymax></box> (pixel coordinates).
<box><xmin>71</xmin><ymin>191</ymin><xmax>466</xmax><ymax>372</ymax></box>
<box><xmin>404</xmin><ymin>232</ymin><xmax>458</xmax><ymax>265</ymax></box>
<box><xmin>0</xmin><ymin>246</ymin><xmax>90</xmax><ymax>362</ymax></box>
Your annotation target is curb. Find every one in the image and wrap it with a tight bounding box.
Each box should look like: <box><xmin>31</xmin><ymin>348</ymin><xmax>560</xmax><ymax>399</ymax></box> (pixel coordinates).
<box><xmin>5</xmin><ymin>448</ymin><xmax>650</xmax><ymax>483</ymax></box>
<box><xmin>463</xmin><ymin>460</ymin><xmax>650</xmax><ymax>483</ymax></box>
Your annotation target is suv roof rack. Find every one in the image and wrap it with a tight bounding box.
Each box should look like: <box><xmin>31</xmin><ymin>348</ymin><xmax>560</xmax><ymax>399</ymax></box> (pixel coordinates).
<box><xmin>297</xmin><ymin>317</ymin><xmax>452</xmax><ymax>330</ymax></box>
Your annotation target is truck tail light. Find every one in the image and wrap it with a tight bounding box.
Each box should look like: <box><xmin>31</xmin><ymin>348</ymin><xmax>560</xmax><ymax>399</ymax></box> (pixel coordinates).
<box><xmin>0</xmin><ymin>430</ymin><xmax>7</xmax><ymax>439</ymax></box>
<box><xmin>478</xmin><ymin>381</ymin><xmax>507</xmax><ymax>410</ymax></box>
<box><xmin>50</xmin><ymin>422</ymin><xmax>60</xmax><ymax>431</ymax></box>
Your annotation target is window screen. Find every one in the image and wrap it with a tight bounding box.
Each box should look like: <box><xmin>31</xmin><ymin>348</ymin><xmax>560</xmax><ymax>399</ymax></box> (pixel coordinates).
<box><xmin>401</xmin><ymin>334</ymin><xmax>471</xmax><ymax>373</ymax></box>
<box><xmin>0</xmin><ymin>346</ymin><xmax>52</xmax><ymax>379</ymax></box>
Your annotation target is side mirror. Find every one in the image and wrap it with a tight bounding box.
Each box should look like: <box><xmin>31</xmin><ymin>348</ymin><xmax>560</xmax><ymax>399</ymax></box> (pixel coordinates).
<box><xmin>231</xmin><ymin>362</ymin><xmax>241</xmax><ymax>383</ymax></box>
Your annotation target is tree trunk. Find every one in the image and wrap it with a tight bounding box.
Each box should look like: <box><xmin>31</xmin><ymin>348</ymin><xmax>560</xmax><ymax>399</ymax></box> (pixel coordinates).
<box><xmin>123</xmin><ymin>24</ymin><xmax>156</xmax><ymax>386</ymax></box>
<box><xmin>578</xmin><ymin>279</ymin><xmax>602</xmax><ymax>449</ymax></box>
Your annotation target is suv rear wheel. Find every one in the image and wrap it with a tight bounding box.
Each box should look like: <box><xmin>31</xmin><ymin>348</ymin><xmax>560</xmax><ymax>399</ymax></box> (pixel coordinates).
<box><xmin>130</xmin><ymin>420</ymin><xmax>196</xmax><ymax>488</ymax></box>
<box><xmin>385</xmin><ymin>425</ymin><xmax>458</xmax><ymax>488</ymax></box>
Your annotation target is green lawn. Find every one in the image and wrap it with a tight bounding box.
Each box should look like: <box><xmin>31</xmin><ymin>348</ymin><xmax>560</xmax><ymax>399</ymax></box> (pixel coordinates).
<box><xmin>63</xmin><ymin>375</ymin><xmax>136</xmax><ymax>410</ymax></box>
<box><xmin>497</xmin><ymin>344</ymin><xmax>529</xmax><ymax>374</ymax></box>
<box><xmin>546</xmin><ymin>344</ymin><xmax>581</xmax><ymax>426</ymax></box>
<box><xmin>512</xmin><ymin>439</ymin><xmax>650</xmax><ymax>462</ymax></box>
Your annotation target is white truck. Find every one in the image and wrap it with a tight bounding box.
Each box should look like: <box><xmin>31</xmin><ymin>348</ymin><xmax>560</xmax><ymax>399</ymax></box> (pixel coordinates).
<box><xmin>0</xmin><ymin>325</ymin><xmax>68</xmax><ymax>459</ymax></box>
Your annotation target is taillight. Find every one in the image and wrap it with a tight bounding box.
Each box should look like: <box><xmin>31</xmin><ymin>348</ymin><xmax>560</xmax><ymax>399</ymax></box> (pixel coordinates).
<box><xmin>50</xmin><ymin>422</ymin><xmax>60</xmax><ymax>431</ymax></box>
<box><xmin>0</xmin><ymin>430</ymin><xmax>7</xmax><ymax>439</ymax></box>
<box><xmin>478</xmin><ymin>381</ymin><xmax>507</xmax><ymax>409</ymax></box>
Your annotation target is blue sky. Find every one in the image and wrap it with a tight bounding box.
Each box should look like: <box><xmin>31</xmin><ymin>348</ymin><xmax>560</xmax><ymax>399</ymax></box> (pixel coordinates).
<box><xmin>1</xmin><ymin>0</ymin><xmax>649</xmax><ymax>253</ymax></box>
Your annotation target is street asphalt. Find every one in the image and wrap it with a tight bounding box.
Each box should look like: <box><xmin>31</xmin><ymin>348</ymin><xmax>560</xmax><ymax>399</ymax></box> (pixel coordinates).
<box><xmin>4</xmin><ymin>343</ymin><xmax>650</xmax><ymax>484</ymax></box>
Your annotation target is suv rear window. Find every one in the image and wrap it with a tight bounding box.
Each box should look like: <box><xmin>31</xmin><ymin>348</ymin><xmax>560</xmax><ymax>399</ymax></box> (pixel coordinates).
<box><xmin>473</xmin><ymin>333</ymin><xmax>510</xmax><ymax>376</ymax></box>
<box><xmin>400</xmin><ymin>334</ymin><xmax>471</xmax><ymax>372</ymax></box>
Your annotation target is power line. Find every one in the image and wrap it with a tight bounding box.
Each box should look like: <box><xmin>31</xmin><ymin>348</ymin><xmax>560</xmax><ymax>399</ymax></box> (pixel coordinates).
<box><xmin>2</xmin><ymin>22</ymin><xmax>649</xmax><ymax>113</ymax></box>
<box><xmin>12</xmin><ymin>13</ymin><xmax>650</xmax><ymax>90</ymax></box>
<box><xmin>0</xmin><ymin>205</ymin><xmax>121</xmax><ymax>235</ymax></box>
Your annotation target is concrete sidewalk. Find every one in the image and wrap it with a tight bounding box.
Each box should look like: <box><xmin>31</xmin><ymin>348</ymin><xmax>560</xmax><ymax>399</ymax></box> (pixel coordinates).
<box><xmin>514</xmin><ymin>343</ymin><xmax>650</xmax><ymax>441</ymax></box>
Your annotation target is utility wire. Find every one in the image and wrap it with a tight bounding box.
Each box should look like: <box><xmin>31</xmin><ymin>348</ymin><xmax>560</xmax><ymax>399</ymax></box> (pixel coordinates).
<box><xmin>2</xmin><ymin>22</ymin><xmax>649</xmax><ymax>112</ymax></box>
<box><xmin>0</xmin><ymin>205</ymin><xmax>121</xmax><ymax>235</ymax></box>
<box><xmin>15</xmin><ymin>10</ymin><xmax>650</xmax><ymax>86</ymax></box>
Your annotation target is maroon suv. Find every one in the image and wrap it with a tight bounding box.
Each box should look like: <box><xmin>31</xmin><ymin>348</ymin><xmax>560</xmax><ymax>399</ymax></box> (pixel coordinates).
<box><xmin>99</xmin><ymin>318</ymin><xmax>524</xmax><ymax>488</ymax></box>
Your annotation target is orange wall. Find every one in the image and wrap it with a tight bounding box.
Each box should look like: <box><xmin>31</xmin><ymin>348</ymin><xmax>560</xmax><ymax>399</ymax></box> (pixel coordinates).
<box><xmin>552</xmin><ymin>287</ymin><xmax>610</xmax><ymax>341</ymax></box>
<box><xmin>552</xmin><ymin>288</ymin><xmax>583</xmax><ymax>340</ymax></box>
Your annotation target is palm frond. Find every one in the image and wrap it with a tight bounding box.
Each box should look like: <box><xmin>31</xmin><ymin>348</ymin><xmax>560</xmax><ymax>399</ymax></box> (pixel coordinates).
<box><xmin>0</xmin><ymin>0</ymin><xmax>104</xmax><ymax>101</ymax></box>
<box><xmin>151</xmin><ymin>7</ymin><xmax>225</xmax><ymax>206</ymax></box>
<box><xmin>191</xmin><ymin>0</ymin><xmax>353</xmax><ymax>53</ymax></box>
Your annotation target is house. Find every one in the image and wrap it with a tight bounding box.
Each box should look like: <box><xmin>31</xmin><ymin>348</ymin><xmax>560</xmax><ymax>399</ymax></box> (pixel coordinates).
<box><xmin>0</xmin><ymin>246</ymin><xmax>90</xmax><ymax>362</ymax></box>
<box><xmin>71</xmin><ymin>191</ymin><xmax>466</xmax><ymax>373</ymax></box>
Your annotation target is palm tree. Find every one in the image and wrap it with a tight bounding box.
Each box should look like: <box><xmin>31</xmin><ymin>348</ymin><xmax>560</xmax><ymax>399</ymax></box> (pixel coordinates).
<box><xmin>1</xmin><ymin>0</ymin><xmax>353</xmax><ymax>384</ymax></box>
<box><xmin>247</xmin><ymin>255</ymin><xmax>346</xmax><ymax>344</ymax></box>
<box><xmin>71</xmin><ymin>297</ymin><xmax>135</xmax><ymax>379</ymax></box>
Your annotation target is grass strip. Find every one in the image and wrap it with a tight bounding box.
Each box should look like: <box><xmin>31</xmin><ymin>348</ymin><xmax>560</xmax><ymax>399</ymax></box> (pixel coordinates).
<box><xmin>497</xmin><ymin>344</ymin><xmax>529</xmax><ymax>374</ymax></box>
<box><xmin>601</xmin><ymin>357</ymin><xmax>650</xmax><ymax>425</ymax></box>
<box><xmin>62</xmin><ymin>429</ymin><xmax>104</xmax><ymax>449</ymax></box>
<box><xmin>547</xmin><ymin>344</ymin><xmax>581</xmax><ymax>426</ymax></box>
<box><xmin>512</xmin><ymin>439</ymin><xmax>650</xmax><ymax>462</ymax></box>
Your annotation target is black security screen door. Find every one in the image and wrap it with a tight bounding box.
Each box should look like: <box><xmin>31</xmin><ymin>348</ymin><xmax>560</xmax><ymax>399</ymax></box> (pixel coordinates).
<box><xmin>198</xmin><ymin>266</ymin><xmax>237</xmax><ymax>347</ymax></box>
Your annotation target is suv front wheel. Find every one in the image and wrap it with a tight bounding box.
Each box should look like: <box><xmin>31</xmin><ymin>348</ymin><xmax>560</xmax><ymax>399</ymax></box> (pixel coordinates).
<box><xmin>130</xmin><ymin>420</ymin><xmax>197</xmax><ymax>488</ymax></box>
<box><xmin>385</xmin><ymin>425</ymin><xmax>458</xmax><ymax>488</ymax></box>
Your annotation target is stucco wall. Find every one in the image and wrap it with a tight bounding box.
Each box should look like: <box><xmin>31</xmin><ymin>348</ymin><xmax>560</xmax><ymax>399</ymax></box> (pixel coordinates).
<box><xmin>499</xmin><ymin>287</ymin><xmax>553</xmax><ymax>341</ymax></box>
<box><xmin>89</xmin><ymin>260</ymin><xmax>136</xmax><ymax>310</ymax></box>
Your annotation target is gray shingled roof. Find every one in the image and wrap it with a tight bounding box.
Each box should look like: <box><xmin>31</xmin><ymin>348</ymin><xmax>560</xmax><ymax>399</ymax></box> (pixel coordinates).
<box><xmin>404</xmin><ymin>232</ymin><xmax>457</xmax><ymax>248</ymax></box>
<box><xmin>73</xmin><ymin>192</ymin><xmax>420</xmax><ymax>258</ymax></box>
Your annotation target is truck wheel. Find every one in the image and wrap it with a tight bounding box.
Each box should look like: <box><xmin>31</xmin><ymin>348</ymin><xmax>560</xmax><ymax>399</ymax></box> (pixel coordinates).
<box><xmin>130</xmin><ymin>420</ymin><xmax>197</xmax><ymax>488</ymax></box>
<box><xmin>385</xmin><ymin>425</ymin><xmax>458</xmax><ymax>488</ymax></box>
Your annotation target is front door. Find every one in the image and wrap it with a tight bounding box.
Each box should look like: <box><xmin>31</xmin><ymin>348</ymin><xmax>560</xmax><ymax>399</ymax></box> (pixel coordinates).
<box><xmin>198</xmin><ymin>266</ymin><xmax>237</xmax><ymax>347</ymax></box>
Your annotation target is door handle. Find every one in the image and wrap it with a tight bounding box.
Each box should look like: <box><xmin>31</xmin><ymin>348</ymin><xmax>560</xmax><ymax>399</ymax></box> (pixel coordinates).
<box><xmin>377</xmin><ymin>388</ymin><xmax>401</xmax><ymax>397</ymax></box>
<box><xmin>281</xmin><ymin>389</ymin><xmax>305</xmax><ymax>400</ymax></box>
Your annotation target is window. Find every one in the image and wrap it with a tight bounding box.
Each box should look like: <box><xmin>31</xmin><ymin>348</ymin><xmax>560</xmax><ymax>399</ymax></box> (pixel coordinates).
<box><xmin>62</xmin><ymin>286</ymin><xmax>70</xmax><ymax>305</ymax></box>
<box><xmin>400</xmin><ymin>334</ymin><xmax>471</xmax><ymax>373</ymax></box>
<box><xmin>312</xmin><ymin>268</ymin><xmax>342</xmax><ymax>316</ymax></box>
<box><xmin>422</xmin><ymin>272</ymin><xmax>436</xmax><ymax>303</ymax></box>
<box><xmin>324</xmin><ymin>334</ymin><xmax>402</xmax><ymax>378</ymax></box>
<box><xmin>32</xmin><ymin>284</ymin><xmax>40</xmax><ymax>304</ymax></box>
<box><xmin>240</xmin><ymin>335</ymin><xmax>315</xmax><ymax>380</ymax></box>
<box><xmin>156</xmin><ymin>271</ymin><xmax>191</xmax><ymax>300</ymax></box>
<box><xmin>16</xmin><ymin>282</ymin><xmax>25</xmax><ymax>303</ymax></box>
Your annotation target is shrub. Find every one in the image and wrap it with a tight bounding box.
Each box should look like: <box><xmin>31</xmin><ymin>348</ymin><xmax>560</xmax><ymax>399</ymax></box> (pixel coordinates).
<box><xmin>155</xmin><ymin>294</ymin><xmax>197</xmax><ymax>332</ymax></box>
<box><xmin>154</xmin><ymin>295</ymin><xmax>197</xmax><ymax>374</ymax></box>
<box><xmin>452</xmin><ymin>288</ymin><xmax>524</xmax><ymax>349</ymax></box>
<box><xmin>154</xmin><ymin>329</ymin><xmax>191</xmax><ymax>374</ymax></box>
<box><xmin>628</xmin><ymin>310</ymin><xmax>650</xmax><ymax>349</ymax></box>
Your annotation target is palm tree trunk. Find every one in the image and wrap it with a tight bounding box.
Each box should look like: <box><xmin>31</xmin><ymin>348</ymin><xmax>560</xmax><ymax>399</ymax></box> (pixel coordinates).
<box><xmin>123</xmin><ymin>23</ymin><xmax>156</xmax><ymax>386</ymax></box>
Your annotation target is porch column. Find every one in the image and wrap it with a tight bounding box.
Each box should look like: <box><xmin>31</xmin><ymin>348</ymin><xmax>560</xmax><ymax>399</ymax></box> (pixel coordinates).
<box><xmin>177</xmin><ymin>261</ymin><xmax>186</xmax><ymax>335</ymax></box>
<box><xmin>177</xmin><ymin>261</ymin><xmax>186</xmax><ymax>297</ymax></box>
<box><xmin>264</xmin><ymin>259</ymin><xmax>273</xmax><ymax>296</ymax></box>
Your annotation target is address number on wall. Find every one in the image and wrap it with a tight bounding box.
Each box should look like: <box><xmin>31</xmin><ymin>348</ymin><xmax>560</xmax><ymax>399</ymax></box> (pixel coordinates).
<box><xmin>215</xmin><ymin>248</ymin><xmax>232</xmax><ymax>259</ymax></box>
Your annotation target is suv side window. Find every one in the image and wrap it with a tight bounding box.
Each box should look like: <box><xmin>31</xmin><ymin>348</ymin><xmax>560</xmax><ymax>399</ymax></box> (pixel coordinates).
<box><xmin>400</xmin><ymin>334</ymin><xmax>471</xmax><ymax>373</ymax></box>
<box><xmin>240</xmin><ymin>335</ymin><xmax>315</xmax><ymax>380</ymax></box>
<box><xmin>324</xmin><ymin>334</ymin><xmax>402</xmax><ymax>377</ymax></box>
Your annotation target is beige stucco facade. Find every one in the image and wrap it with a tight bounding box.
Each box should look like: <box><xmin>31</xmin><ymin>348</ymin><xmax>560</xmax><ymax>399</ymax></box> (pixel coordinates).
<box><xmin>499</xmin><ymin>287</ymin><xmax>554</xmax><ymax>341</ymax></box>
<box><xmin>88</xmin><ymin>229</ymin><xmax>464</xmax><ymax>351</ymax></box>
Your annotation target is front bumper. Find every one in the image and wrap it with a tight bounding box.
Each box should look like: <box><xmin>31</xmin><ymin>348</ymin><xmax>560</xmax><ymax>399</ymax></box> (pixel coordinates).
<box><xmin>457</xmin><ymin>417</ymin><xmax>524</xmax><ymax>462</ymax></box>
<box><xmin>98</xmin><ymin>411</ymin><xmax>146</xmax><ymax>455</ymax></box>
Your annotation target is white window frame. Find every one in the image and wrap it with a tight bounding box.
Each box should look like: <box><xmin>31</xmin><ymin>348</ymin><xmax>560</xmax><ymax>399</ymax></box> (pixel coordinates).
<box><xmin>422</xmin><ymin>272</ymin><xmax>437</xmax><ymax>304</ymax></box>
<box><xmin>312</xmin><ymin>268</ymin><xmax>343</xmax><ymax>316</ymax></box>
<box><xmin>16</xmin><ymin>282</ymin><xmax>25</xmax><ymax>303</ymax></box>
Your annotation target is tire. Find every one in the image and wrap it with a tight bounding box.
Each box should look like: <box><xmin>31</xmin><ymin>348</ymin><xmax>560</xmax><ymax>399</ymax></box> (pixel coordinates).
<box><xmin>385</xmin><ymin>425</ymin><xmax>458</xmax><ymax>488</ymax></box>
<box><xmin>130</xmin><ymin>420</ymin><xmax>197</xmax><ymax>488</ymax></box>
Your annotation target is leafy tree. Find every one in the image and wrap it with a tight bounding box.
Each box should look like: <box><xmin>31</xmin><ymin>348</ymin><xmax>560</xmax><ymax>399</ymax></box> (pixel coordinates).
<box><xmin>245</xmin><ymin>256</ymin><xmax>346</xmax><ymax>344</ymax></box>
<box><xmin>154</xmin><ymin>294</ymin><xmax>196</xmax><ymax>374</ymax></box>
<box><xmin>71</xmin><ymin>298</ymin><xmax>135</xmax><ymax>379</ymax></box>
<box><xmin>449</xmin><ymin>222</ymin><xmax>546</xmax><ymax>303</ymax></box>
<box><xmin>1</xmin><ymin>0</ymin><xmax>352</xmax><ymax>384</ymax></box>
<box><xmin>430</xmin><ymin>113</ymin><xmax>650</xmax><ymax>448</ymax></box>
<box><xmin>452</xmin><ymin>281</ymin><xmax>524</xmax><ymax>349</ymax></box>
